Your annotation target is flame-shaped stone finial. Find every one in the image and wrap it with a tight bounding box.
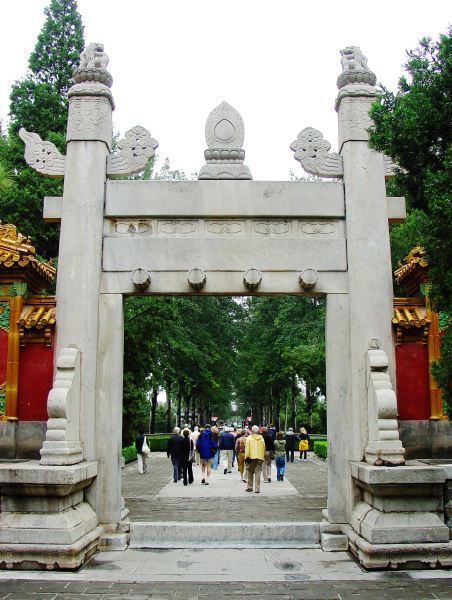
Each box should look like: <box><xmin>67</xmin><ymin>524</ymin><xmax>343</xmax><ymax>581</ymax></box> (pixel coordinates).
<box><xmin>198</xmin><ymin>101</ymin><xmax>252</xmax><ymax>180</ymax></box>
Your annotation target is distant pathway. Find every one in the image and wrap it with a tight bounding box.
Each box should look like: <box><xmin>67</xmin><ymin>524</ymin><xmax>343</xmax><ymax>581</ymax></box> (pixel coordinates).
<box><xmin>122</xmin><ymin>452</ymin><xmax>327</xmax><ymax>522</ymax></box>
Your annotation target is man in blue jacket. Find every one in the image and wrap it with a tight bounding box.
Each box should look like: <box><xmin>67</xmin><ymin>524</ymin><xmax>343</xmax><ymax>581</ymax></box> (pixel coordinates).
<box><xmin>196</xmin><ymin>425</ymin><xmax>218</xmax><ymax>485</ymax></box>
<box><xmin>219</xmin><ymin>426</ymin><xmax>235</xmax><ymax>474</ymax></box>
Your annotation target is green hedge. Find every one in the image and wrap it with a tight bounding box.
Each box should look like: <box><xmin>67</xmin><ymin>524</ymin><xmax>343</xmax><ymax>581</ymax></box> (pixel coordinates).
<box><xmin>122</xmin><ymin>444</ymin><xmax>137</xmax><ymax>464</ymax></box>
<box><xmin>313</xmin><ymin>440</ymin><xmax>328</xmax><ymax>459</ymax></box>
<box><xmin>122</xmin><ymin>434</ymin><xmax>172</xmax><ymax>461</ymax></box>
<box><xmin>308</xmin><ymin>434</ymin><xmax>326</xmax><ymax>451</ymax></box>
<box><xmin>147</xmin><ymin>433</ymin><xmax>172</xmax><ymax>452</ymax></box>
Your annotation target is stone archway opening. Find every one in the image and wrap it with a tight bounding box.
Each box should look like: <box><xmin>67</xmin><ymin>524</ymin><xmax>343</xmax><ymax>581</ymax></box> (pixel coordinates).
<box><xmin>120</xmin><ymin>293</ymin><xmax>329</xmax><ymax>547</ymax></box>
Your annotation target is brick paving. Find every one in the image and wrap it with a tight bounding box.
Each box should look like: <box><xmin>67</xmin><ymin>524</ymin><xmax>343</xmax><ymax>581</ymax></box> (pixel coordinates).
<box><xmin>122</xmin><ymin>452</ymin><xmax>328</xmax><ymax>522</ymax></box>
<box><xmin>1</xmin><ymin>578</ymin><xmax>452</xmax><ymax>599</ymax></box>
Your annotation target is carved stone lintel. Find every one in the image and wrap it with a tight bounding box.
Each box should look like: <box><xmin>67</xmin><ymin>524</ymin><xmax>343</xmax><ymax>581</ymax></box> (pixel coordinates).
<box><xmin>19</xmin><ymin>128</ymin><xmax>65</xmax><ymax>178</ymax></box>
<box><xmin>243</xmin><ymin>268</ymin><xmax>262</xmax><ymax>291</ymax></box>
<box><xmin>365</xmin><ymin>348</ymin><xmax>405</xmax><ymax>466</ymax></box>
<box><xmin>198</xmin><ymin>101</ymin><xmax>252</xmax><ymax>180</ymax></box>
<box><xmin>290</xmin><ymin>127</ymin><xmax>343</xmax><ymax>178</ymax></box>
<box><xmin>187</xmin><ymin>268</ymin><xmax>206</xmax><ymax>290</ymax></box>
<box><xmin>40</xmin><ymin>347</ymin><xmax>84</xmax><ymax>466</ymax></box>
<box><xmin>107</xmin><ymin>126</ymin><xmax>159</xmax><ymax>178</ymax></box>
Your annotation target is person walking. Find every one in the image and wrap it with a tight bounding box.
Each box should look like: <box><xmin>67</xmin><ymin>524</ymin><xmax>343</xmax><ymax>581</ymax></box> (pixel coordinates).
<box><xmin>235</xmin><ymin>430</ymin><xmax>247</xmax><ymax>482</ymax></box>
<box><xmin>211</xmin><ymin>425</ymin><xmax>220</xmax><ymax>470</ymax></box>
<box><xmin>191</xmin><ymin>425</ymin><xmax>201</xmax><ymax>466</ymax></box>
<box><xmin>274</xmin><ymin>431</ymin><xmax>287</xmax><ymax>481</ymax></box>
<box><xmin>181</xmin><ymin>428</ymin><xmax>194</xmax><ymax>485</ymax></box>
<box><xmin>284</xmin><ymin>427</ymin><xmax>296</xmax><ymax>463</ymax></box>
<box><xmin>261</xmin><ymin>426</ymin><xmax>275</xmax><ymax>483</ymax></box>
<box><xmin>244</xmin><ymin>425</ymin><xmax>265</xmax><ymax>494</ymax></box>
<box><xmin>166</xmin><ymin>427</ymin><xmax>185</xmax><ymax>482</ymax></box>
<box><xmin>196</xmin><ymin>424</ymin><xmax>218</xmax><ymax>485</ymax></box>
<box><xmin>219</xmin><ymin>426</ymin><xmax>235</xmax><ymax>474</ymax></box>
<box><xmin>298</xmin><ymin>427</ymin><xmax>310</xmax><ymax>461</ymax></box>
<box><xmin>268</xmin><ymin>424</ymin><xmax>277</xmax><ymax>440</ymax></box>
<box><xmin>135</xmin><ymin>431</ymin><xmax>148</xmax><ymax>474</ymax></box>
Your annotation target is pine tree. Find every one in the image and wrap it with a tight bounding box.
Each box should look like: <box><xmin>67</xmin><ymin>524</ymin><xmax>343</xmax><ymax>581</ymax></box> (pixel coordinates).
<box><xmin>0</xmin><ymin>0</ymin><xmax>84</xmax><ymax>257</ymax></box>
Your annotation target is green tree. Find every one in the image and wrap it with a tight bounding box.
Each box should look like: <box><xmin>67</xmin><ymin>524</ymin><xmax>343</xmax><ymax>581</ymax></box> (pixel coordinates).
<box><xmin>235</xmin><ymin>297</ymin><xmax>325</xmax><ymax>432</ymax></box>
<box><xmin>369</xmin><ymin>28</ymin><xmax>452</xmax><ymax>414</ymax></box>
<box><xmin>0</xmin><ymin>161</ymin><xmax>13</xmax><ymax>194</ymax></box>
<box><xmin>0</xmin><ymin>0</ymin><xmax>84</xmax><ymax>258</ymax></box>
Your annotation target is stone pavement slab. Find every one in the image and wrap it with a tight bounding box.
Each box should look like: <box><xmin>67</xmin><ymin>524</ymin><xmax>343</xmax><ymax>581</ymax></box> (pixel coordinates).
<box><xmin>122</xmin><ymin>452</ymin><xmax>327</xmax><ymax>522</ymax></box>
<box><xmin>157</xmin><ymin>463</ymin><xmax>298</xmax><ymax>498</ymax></box>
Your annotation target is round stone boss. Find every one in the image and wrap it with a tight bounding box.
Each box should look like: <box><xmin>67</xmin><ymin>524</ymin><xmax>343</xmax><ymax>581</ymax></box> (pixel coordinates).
<box><xmin>298</xmin><ymin>268</ymin><xmax>318</xmax><ymax>289</ymax></box>
<box><xmin>243</xmin><ymin>268</ymin><xmax>262</xmax><ymax>291</ymax></box>
<box><xmin>187</xmin><ymin>268</ymin><xmax>207</xmax><ymax>290</ymax></box>
<box><xmin>131</xmin><ymin>267</ymin><xmax>151</xmax><ymax>290</ymax></box>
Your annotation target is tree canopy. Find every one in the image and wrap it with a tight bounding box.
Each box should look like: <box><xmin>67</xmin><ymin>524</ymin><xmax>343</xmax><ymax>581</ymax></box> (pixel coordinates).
<box><xmin>0</xmin><ymin>0</ymin><xmax>84</xmax><ymax>258</ymax></box>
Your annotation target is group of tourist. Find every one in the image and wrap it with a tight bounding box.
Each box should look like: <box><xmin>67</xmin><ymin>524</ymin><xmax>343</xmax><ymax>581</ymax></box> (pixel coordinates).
<box><xmin>136</xmin><ymin>424</ymin><xmax>311</xmax><ymax>493</ymax></box>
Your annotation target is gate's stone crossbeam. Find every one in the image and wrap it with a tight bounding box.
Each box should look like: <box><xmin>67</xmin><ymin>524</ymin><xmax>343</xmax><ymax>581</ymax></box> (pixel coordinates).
<box><xmin>102</xmin><ymin>180</ymin><xmax>347</xmax><ymax>294</ymax></box>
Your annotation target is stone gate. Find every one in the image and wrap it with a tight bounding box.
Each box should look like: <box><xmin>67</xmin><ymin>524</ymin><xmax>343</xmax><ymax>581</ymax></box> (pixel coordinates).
<box><xmin>0</xmin><ymin>43</ymin><xmax>450</xmax><ymax>570</ymax></box>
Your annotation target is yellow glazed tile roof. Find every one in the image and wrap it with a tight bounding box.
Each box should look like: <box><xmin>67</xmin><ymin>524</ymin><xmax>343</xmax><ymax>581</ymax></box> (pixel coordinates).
<box><xmin>0</xmin><ymin>223</ymin><xmax>56</xmax><ymax>284</ymax></box>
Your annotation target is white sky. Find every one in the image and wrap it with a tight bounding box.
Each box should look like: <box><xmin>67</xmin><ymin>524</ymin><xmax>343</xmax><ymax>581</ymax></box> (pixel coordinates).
<box><xmin>1</xmin><ymin>0</ymin><xmax>450</xmax><ymax>180</ymax></box>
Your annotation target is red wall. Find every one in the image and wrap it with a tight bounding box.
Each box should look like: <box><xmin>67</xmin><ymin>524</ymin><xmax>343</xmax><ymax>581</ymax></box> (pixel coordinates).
<box><xmin>17</xmin><ymin>345</ymin><xmax>53</xmax><ymax>421</ymax></box>
<box><xmin>395</xmin><ymin>342</ymin><xmax>430</xmax><ymax>420</ymax></box>
<box><xmin>0</xmin><ymin>328</ymin><xmax>8</xmax><ymax>384</ymax></box>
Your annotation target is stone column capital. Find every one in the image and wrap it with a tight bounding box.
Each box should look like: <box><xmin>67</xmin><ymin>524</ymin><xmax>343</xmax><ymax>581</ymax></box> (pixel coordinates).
<box><xmin>66</xmin><ymin>43</ymin><xmax>114</xmax><ymax>150</ymax></box>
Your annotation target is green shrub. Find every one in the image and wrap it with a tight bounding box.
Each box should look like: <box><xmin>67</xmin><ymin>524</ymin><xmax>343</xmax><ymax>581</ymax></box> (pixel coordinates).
<box><xmin>313</xmin><ymin>440</ymin><xmax>328</xmax><ymax>459</ymax></box>
<box><xmin>122</xmin><ymin>444</ymin><xmax>137</xmax><ymax>464</ymax></box>
<box><xmin>309</xmin><ymin>434</ymin><xmax>326</xmax><ymax>452</ymax></box>
<box><xmin>147</xmin><ymin>433</ymin><xmax>171</xmax><ymax>452</ymax></box>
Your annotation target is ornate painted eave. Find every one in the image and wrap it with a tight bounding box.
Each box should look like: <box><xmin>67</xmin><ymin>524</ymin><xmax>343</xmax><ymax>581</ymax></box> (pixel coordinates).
<box><xmin>394</xmin><ymin>246</ymin><xmax>428</xmax><ymax>296</ymax></box>
<box><xmin>18</xmin><ymin>296</ymin><xmax>56</xmax><ymax>347</ymax></box>
<box><xmin>0</xmin><ymin>223</ymin><xmax>56</xmax><ymax>292</ymax></box>
<box><xmin>392</xmin><ymin>298</ymin><xmax>430</xmax><ymax>344</ymax></box>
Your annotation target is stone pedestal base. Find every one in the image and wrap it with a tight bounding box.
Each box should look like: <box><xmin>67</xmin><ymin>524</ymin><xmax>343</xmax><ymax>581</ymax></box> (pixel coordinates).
<box><xmin>348</xmin><ymin>461</ymin><xmax>452</xmax><ymax>569</ymax></box>
<box><xmin>320</xmin><ymin>511</ymin><xmax>348</xmax><ymax>552</ymax></box>
<box><xmin>0</xmin><ymin>460</ymin><xmax>101</xmax><ymax>570</ymax></box>
<box><xmin>345</xmin><ymin>525</ymin><xmax>452</xmax><ymax>569</ymax></box>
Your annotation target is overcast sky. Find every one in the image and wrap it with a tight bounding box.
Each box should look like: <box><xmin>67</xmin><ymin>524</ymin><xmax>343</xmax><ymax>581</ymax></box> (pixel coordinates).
<box><xmin>1</xmin><ymin>0</ymin><xmax>450</xmax><ymax>180</ymax></box>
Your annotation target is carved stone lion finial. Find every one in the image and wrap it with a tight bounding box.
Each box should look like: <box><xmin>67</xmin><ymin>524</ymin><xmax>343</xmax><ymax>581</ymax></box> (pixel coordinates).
<box><xmin>337</xmin><ymin>46</ymin><xmax>376</xmax><ymax>89</ymax></box>
<box><xmin>73</xmin><ymin>43</ymin><xmax>113</xmax><ymax>88</ymax></box>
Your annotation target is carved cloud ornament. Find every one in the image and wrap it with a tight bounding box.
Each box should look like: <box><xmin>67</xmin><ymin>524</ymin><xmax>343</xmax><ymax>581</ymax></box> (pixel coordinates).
<box><xmin>19</xmin><ymin>128</ymin><xmax>65</xmax><ymax>178</ymax></box>
<box><xmin>107</xmin><ymin>126</ymin><xmax>159</xmax><ymax>178</ymax></box>
<box><xmin>290</xmin><ymin>127</ymin><xmax>343</xmax><ymax>178</ymax></box>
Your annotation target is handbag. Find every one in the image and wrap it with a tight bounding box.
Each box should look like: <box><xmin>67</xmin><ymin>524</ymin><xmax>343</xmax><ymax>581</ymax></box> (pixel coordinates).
<box><xmin>142</xmin><ymin>438</ymin><xmax>151</xmax><ymax>455</ymax></box>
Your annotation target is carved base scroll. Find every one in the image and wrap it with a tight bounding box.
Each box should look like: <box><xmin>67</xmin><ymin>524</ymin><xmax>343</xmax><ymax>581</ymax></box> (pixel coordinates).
<box><xmin>40</xmin><ymin>347</ymin><xmax>84</xmax><ymax>466</ymax></box>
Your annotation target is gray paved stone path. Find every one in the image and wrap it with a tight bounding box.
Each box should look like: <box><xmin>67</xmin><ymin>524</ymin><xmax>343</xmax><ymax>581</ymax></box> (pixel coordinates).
<box><xmin>122</xmin><ymin>452</ymin><xmax>328</xmax><ymax>522</ymax></box>
<box><xmin>1</xmin><ymin>576</ymin><xmax>452</xmax><ymax>598</ymax></box>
